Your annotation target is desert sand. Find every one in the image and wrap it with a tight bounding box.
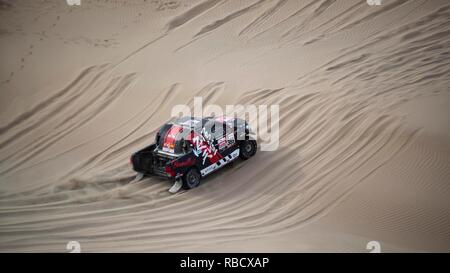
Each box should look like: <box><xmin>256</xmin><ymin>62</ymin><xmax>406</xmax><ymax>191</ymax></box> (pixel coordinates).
<box><xmin>0</xmin><ymin>0</ymin><xmax>449</xmax><ymax>252</ymax></box>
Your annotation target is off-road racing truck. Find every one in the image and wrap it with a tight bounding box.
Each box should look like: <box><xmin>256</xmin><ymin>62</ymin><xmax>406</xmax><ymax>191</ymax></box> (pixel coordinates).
<box><xmin>130</xmin><ymin>116</ymin><xmax>257</xmax><ymax>193</ymax></box>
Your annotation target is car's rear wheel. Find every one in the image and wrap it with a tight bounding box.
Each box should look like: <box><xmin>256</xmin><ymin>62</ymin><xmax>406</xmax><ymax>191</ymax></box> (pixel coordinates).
<box><xmin>182</xmin><ymin>168</ymin><xmax>201</xmax><ymax>190</ymax></box>
<box><xmin>239</xmin><ymin>139</ymin><xmax>257</xmax><ymax>160</ymax></box>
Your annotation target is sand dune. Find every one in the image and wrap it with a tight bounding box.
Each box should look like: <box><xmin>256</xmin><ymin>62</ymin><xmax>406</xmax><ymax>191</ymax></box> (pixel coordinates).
<box><xmin>0</xmin><ymin>0</ymin><xmax>449</xmax><ymax>252</ymax></box>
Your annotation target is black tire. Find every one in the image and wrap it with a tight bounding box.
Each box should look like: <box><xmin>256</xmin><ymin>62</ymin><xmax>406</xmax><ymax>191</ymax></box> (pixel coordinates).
<box><xmin>239</xmin><ymin>139</ymin><xmax>257</xmax><ymax>160</ymax></box>
<box><xmin>182</xmin><ymin>168</ymin><xmax>201</xmax><ymax>190</ymax></box>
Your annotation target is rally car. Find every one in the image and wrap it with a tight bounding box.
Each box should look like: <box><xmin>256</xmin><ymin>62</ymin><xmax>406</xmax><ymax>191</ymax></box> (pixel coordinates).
<box><xmin>130</xmin><ymin>116</ymin><xmax>257</xmax><ymax>193</ymax></box>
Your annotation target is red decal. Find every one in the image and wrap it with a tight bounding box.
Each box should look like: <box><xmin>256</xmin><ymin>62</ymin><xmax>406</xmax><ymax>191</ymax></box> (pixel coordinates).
<box><xmin>189</xmin><ymin>131</ymin><xmax>223</xmax><ymax>165</ymax></box>
<box><xmin>163</xmin><ymin>125</ymin><xmax>183</xmax><ymax>153</ymax></box>
<box><xmin>173</xmin><ymin>157</ymin><xmax>196</xmax><ymax>168</ymax></box>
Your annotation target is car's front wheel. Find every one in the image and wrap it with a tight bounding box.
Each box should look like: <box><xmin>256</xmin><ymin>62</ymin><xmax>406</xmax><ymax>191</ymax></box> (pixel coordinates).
<box><xmin>182</xmin><ymin>168</ymin><xmax>201</xmax><ymax>190</ymax></box>
<box><xmin>239</xmin><ymin>139</ymin><xmax>257</xmax><ymax>160</ymax></box>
